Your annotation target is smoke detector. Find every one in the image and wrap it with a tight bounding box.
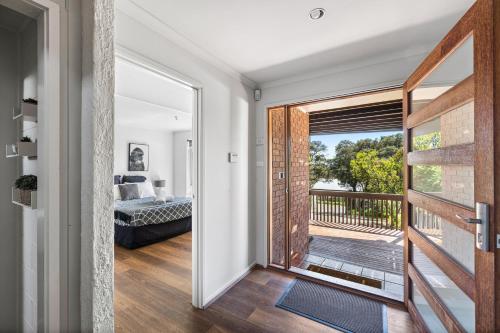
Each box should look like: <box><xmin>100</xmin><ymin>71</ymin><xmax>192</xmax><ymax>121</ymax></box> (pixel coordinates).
<box><xmin>309</xmin><ymin>8</ymin><xmax>326</xmax><ymax>20</ymax></box>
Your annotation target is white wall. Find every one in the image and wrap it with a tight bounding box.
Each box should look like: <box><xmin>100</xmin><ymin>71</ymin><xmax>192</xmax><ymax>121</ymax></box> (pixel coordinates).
<box><xmin>114</xmin><ymin>124</ymin><xmax>173</xmax><ymax>193</ymax></box>
<box><xmin>116</xmin><ymin>9</ymin><xmax>256</xmax><ymax>304</ymax></box>
<box><xmin>255</xmin><ymin>53</ymin><xmax>429</xmax><ymax>265</ymax></box>
<box><xmin>0</xmin><ymin>26</ymin><xmax>21</xmax><ymax>332</ymax></box>
<box><xmin>173</xmin><ymin>130</ymin><xmax>192</xmax><ymax>197</ymax></box>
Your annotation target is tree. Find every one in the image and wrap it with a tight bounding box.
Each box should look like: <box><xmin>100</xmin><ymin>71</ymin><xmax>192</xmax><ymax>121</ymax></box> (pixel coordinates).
<box><xmin>329</xmin><ymin>140</ymin><xmax>357</xmax><ymax>191</ymax></box>
<box><xmin>413</xmin><ymin>165</ymin><xmax>442</xmax><ymax>193</ymax></box>
<box><xmin>309</xmin><ymin>141</ymin><xmax>330</xmax><ymax>187</ymax></box>
<box><xmin>411</xmin><ymin>131</ymin><xmax>442</xmax><ymax>193</ymax></box>
<box><xmin>328</xmin><ymin>134</ymin><xmax>403</xmax><ymax>192</ymax></box>
<box><xmin>377</xmin><ymin>133</ymin><xmax>403</xmax><ymax>158</ymax></box>
<box><xmin>350</xmin><ymin>149</ymin><xmax>403</xmax><ymax>194</ymax></box>
<box><xmin>413</xmin><ymin>131</ymin><xmax>440</xmax><ymax>151</ymax></box>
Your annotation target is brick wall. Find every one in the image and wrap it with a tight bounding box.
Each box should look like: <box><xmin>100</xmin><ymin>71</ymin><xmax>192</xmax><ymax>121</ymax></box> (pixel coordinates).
<box><xmin>441</xmin><ymin>101</ymin><xmax>474</xmax><ymax>207</ymax></box>
<box><xmin>269</xmin><ymin>107</ymin><xmax>286</xmax><ymax>266</ymax></box>
<box><xmin>289</xmin><ymin>107</ymin><xmax>310</xmax><ymax>267</ymax></box>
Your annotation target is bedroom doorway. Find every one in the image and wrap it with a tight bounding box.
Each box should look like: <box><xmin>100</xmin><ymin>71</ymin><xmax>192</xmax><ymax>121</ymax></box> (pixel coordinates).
<box><xmin>112</xmin><ymin>50</ymin><xmax>202</xmax><ymax>326</ymax></box>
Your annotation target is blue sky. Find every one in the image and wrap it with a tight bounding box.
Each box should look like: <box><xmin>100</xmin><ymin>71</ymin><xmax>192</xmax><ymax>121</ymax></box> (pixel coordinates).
<box><xmin>310</xmin><ymin>130</ymin><xmax>401</xmax><ymax>157</ymax></box>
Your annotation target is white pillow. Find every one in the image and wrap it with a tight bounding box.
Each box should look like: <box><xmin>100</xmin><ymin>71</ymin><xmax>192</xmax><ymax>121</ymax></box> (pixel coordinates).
<box><xmin>124</xmin><ymin>181</ymin><xmax>157</xmax><ymax>198</ymax></box>
<box><xmin>140</xmin><ymin>181</ymin><xmax>156</xmax><ymax>198</ymax></box>
<box><xmin>113</xmin><ymin>185</ymin><xmax>121</xmax><ymax>201</ymax></box>
<box><xmin>125</xmin><ymin>181</ymin><xmax>156</xmax><ymax>198</ymax></box>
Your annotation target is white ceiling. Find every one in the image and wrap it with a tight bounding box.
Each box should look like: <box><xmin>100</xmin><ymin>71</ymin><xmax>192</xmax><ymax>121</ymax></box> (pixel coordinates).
<box><xmin>119</xmin><ymin>0</ymin><xmax>474</xmax><ymax>84</ymax></box>
<box><xmin>115</xmin><ymin>58</ymin><xmax>193</xmax><ymax>132</ymax></box>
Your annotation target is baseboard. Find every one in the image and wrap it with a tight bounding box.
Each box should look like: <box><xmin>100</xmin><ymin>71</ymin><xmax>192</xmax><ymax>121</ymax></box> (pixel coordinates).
<box><xmin>202</xmin><ymin>262</ymin><xmax>257</xmax><ymax>308</ymax></box>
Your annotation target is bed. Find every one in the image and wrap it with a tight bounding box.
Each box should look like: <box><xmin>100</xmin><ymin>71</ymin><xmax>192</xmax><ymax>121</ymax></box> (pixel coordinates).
<box><xmin>114</xmin><ymin>176</ymin><xmax>192</xmax><ymax>248</ymax></box>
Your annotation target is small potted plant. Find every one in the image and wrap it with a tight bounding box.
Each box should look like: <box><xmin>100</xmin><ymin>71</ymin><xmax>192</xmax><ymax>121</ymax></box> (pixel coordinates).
<box><xmin>22</xmin><ymin>98</ymin><xmax>38</xmax><ymax>105</ymax></box>
<box><xmin>14</xmin><ymin>175</ymin><xmax>37</xmax><ymax>206</ymax></box>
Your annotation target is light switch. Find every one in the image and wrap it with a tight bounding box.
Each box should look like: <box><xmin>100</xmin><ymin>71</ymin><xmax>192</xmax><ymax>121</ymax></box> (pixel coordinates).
<box><xmin>228</xmin><ymin>152</ymin><xmax>239</xmax><ymax>163</ymax></box>
<box><xmin>256</xmin><ymin>136</ymin><xmax>265</xmax><ymax>145</ymax></box>
<box><xmin>256</xmin><ymin>161</ymin><xmax>264</xmax><ymax>167</ymax></box>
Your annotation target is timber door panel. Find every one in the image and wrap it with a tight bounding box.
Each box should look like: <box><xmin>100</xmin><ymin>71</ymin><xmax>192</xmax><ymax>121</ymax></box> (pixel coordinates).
<box><xmin>403</xmin><ymin>1</ymin><xmax>498</xmax><ymax>331</ymax></box>
<box><xmin>268</xmin><ymin>106</ymin><xmax>287</xmax><ymax>267</ymax></box>
<box><xmin>268</xmin><ymin>106</ymin><xmax>310</xmax><ymax>269</ymax></box>
<box><xmin>288</xmin><ymin>106</ymin><xmax>310</xmax><ymax>267</ymax></box>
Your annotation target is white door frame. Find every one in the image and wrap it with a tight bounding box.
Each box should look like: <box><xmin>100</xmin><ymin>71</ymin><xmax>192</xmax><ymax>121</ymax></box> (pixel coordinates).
<box><xmin>10</xmin><ymin>0</ymin><xmax>62</xmax><ymax>331</ymax></box>
<box><xmin>115</xmin><ymin>45</ymin><xmax>205</xmax><ymax>308</ymax></box>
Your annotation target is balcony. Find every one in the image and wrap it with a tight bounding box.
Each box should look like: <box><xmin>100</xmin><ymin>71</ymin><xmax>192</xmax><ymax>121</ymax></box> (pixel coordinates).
<box><xmin>299</xmin><ymin>190</ymin><xmax>405</xmax><ymax>300</ymax></box>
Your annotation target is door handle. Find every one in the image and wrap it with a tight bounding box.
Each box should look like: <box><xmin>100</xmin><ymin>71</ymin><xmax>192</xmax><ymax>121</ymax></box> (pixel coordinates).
<box><xmin>457</xmin><ymin>203</ymin><xmax>489</xmax><ymax>251</ymax></box>
<box><xmin>455</xmin><ymin>215</ymin><xmax>481</xmax><ymax>224</ymax></box>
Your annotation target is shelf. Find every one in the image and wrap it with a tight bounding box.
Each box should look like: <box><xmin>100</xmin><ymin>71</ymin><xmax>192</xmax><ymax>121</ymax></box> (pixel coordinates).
<box><xmin>12</xmin><ymin>188</ymin><xmax>37</xmax><ymax>209</ymax></box>
<box><xmin>13</xmin><ymin>102</ymin><xmax>37</xmax><ymax>122</ymax></box>
<box><xmin>5</xmin><ymin>142</ymin><xmax>37</xmax><ymax>159</ymax></box>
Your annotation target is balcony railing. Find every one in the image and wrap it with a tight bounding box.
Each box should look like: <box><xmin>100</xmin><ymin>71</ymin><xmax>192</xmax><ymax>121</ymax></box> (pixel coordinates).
<box><xmin>309</xmin><ymin>190</ymin><xmax>403</xmax><ymax>230</ymax></box>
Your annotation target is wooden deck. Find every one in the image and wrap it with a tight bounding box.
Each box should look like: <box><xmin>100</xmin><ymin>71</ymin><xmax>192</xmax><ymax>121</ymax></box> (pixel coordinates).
<box><xmin>299</xmin><ymin>224</ymin><xmax>405</xmax><ymax>299</ymax></box>
<box><xmin>308</xmin><ymin>235</ymin><xmax>403</xmax><ymax>274</ymax></box>
<box><xmin>115</xmin><ymin>232</ymin><xmax>414</xmax><ymax>332</ymax></box>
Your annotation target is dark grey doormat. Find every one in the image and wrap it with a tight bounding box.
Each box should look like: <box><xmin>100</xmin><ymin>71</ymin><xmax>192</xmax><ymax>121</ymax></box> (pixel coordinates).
<box><xmin>276</xmin><ymin>279</ymin><xmax>387</xmax><ymax>333</ymax></box>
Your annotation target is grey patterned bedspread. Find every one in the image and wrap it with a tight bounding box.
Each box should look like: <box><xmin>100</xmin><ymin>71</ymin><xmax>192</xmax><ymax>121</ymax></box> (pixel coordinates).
<box><xmin>114</xmin><ymin>197</ymin><xmax>192</xmax><ymax>227</ymax></box>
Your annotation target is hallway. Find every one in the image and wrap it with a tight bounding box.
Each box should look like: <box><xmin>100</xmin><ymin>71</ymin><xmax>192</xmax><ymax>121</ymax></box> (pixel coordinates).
<box><xmin>114</xmin><ymin>232</ymin><xmax>414</xmax><ymax>332</ymax></box>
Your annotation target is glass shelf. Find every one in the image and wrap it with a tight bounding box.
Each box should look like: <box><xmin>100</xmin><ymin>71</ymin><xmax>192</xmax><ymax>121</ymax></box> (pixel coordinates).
<box><xmin>13</xmin><ymin>102</ymin><xmax>37</xmax><ymax>122</ymax></box>
<box><xmin>5</xmin><ymin>142</ymin><xmax>37</xmax><ymax>159</ymax></box>
<box><xmin>12</xmin><ymin>188</ymin><xmax>37</xmax><ymax>209</ymax></box>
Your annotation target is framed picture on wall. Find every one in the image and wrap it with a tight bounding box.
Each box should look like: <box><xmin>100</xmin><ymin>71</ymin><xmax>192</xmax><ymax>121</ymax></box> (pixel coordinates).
<box><xmin>128</xmin><ymin>143</ymin><xmax>149</xmax><ymax>171</ymax></box>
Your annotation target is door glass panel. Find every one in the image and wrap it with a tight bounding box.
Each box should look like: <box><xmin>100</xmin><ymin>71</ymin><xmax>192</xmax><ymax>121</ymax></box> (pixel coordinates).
<box><xmin>412</xmin><ymin>282</ymin><xmax>447</xmax><ymax>333</ymax></box>
<box><xmin>411</xmin><ymin>101</ymin><xmax>474</xmax><ymax>151</ymax></box>
<box><xmin>412</xmin><ymin>245</ymin><xmax>475</xmax><ymax>332</ymax></box>
<box><xmin>412</xmin><ymin>206</ymin><xmax>474</xmax><ymax>273</ymax></box>
<box><xmin>411</xmin><ymin>37</ymin><xmax>473</xmax><ymax>113</ymax></box>
<box><xmin>412</xmin><ymin>164</ymin><xmax>474</xmax><ymax>207</ymax></box>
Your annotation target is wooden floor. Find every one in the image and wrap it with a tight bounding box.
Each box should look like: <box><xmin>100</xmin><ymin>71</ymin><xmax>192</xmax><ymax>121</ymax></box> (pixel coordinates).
<box><xmin>115</xmin><ymin>232</ymin><xmax>415</xmax><ymax>332</ymax></box>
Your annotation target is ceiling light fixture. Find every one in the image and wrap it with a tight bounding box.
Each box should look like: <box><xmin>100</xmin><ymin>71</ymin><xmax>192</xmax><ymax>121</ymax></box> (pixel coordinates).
<box><xmin>309</xmin><ymin>8</ymin><xmax>326</xmax><ymax>20</ymax></box>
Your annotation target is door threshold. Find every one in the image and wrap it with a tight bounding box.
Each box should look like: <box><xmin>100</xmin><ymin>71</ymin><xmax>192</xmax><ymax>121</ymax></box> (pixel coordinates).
<box><xmin>267</xmin><ymin>265</ymin><xmax>405</xmax><ymax>307</ymax></box>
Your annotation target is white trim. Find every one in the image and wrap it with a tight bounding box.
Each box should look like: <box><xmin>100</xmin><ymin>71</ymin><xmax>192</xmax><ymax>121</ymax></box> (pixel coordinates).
<box><xmin>259</xmin><ymin>48</ymin><xmax>433</xmax><ymax>90</ymax></box>
<box><xmin>114</xmin><ymin>94</ymin><xmax>192</xmax><ymax>116</ymax></box>
<box><xmin>259</xmin><ymin>79</ymin><xmax>406</xmax><ymax>114</ymax></box>
<box><xmin>192</xmin><ymin>87</ymin><xmax>204</xmax><ymax>308</ymax></box>
<box><xmin>116</xmin><ymin>44</ymin><xmax>203</xmax><ymax>89</ymax></box>
<box><xmin>260</xmin><ymin>82</ymin><xmax>405</xmax><ymax>267</ymax></box>
<box><xmin>114</xmin><ymin>48</ymin><xmax>205</xmax><ymax>309</ymax></box>
<box><xmin>114</xmin><ymin>1</ymin><xmax>257</xmax><ymax>89</ymax></box>
<box><xmin>202</xmin><ymin>263</ymin><xmax>256</xmax><ymax>308</ymax></box>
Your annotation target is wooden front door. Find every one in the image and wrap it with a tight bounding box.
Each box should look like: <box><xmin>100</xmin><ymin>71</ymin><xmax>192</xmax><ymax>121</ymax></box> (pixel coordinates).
<box><xmin>268</xmin><ymin>105</ymin><xmax>310</xmax><ymax>270</ymax></box>
<box><xmin>403</xmin><ymin>1</ymin><xmax>499</xmax><ymax>331</ymax></box>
